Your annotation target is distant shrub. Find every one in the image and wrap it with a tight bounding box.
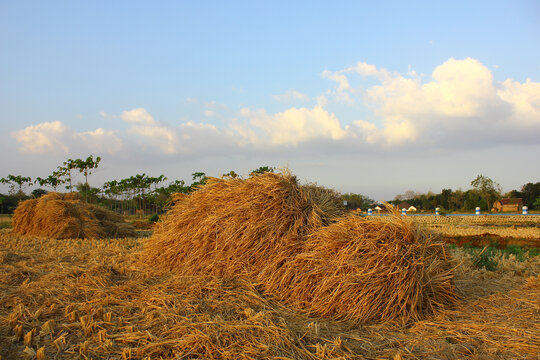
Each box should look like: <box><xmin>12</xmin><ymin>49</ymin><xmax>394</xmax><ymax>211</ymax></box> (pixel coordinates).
<box><xmin>149</xmin><ymin>214</ymin><xmax>159</xmax><ymax>223</ymax></box>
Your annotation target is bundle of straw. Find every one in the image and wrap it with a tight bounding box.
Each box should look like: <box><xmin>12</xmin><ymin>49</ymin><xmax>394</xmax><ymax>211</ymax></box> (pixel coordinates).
<box><xmin>144</xmin><ymin>172</ymin><xmax>344</xmax><ymax>278</ymax></box>
<box><xmin>267</xmin><ymin>214</ymin><xmax>457</xmax><ymax>323</ymax></box>
<box><xmin>144</xmin><ymin>172</ymin><xmax>456</xmax><ymax>324</ymax></box>
<box><xmin>12</xmin><ymin>192</ymin><xmax>135</xmax><ymax>239</ymax></box>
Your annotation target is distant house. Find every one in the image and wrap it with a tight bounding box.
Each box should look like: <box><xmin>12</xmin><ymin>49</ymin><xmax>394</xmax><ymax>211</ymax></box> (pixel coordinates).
<box><xmin>374</xmin><ymin>204</ymin><xmax>391</xmax><ymax>213</ymax></box>
<box><xmin>398</xmin><ymin>202</ymin><xmax>412</xmax><ymax>210</ymax></box>
<box><xmin>492</xmin><ymin>198</ymin><xmax>523</xmax><ymax>212</ymax></box>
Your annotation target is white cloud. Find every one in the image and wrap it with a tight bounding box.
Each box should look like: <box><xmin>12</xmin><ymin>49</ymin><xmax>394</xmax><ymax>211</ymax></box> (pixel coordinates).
<box><xmin>497</xmin><ymin>78</ymin><xmax>540</xmax><ymax>124</ymax></box>
<box><xmin>105</xmin><ymin>108</ymin><xmax>238</xmax><ymax>155</ymax></box>
<box><xmin>121</xmin><ymin>108</ymin><xmax>156</xmax><ymax>125</ymax></box>
<box><xmin>272</xmin><ymin>89</ymin><xmax>309</xmax><ymax>102</ymax></box>
<box><xmin>10</xmin><ymin>59</ymin><xmax>540</xmax><ymax>162</ymax></box>
<box><xmin>240</xmin><ymin>105</ymin><xmax>347</xmax><ymax>145</ymax></box>
<box><xmin>77</xmin><ymin>128</ymin><xmax>124</xmax><ymax>154</ymax></box>
<box><xmin>11</xmin><ymin>121</ymin><xmax>70</xmax><ymax>154</ymax></box>
<box><xmin>128</xmin><ymin>124</ymin><xmax>177</xmax><ymax>154</ymax></box>
<box><xmin>325</xmin><ymin>57</ymin><xmax>540</xmax><ymax>147</ymax></box>
<box><xmin>99</xmin><ymin>111</ymin><xmax>116</xmax><ymax>119</ymax></box>
<box><xmin>11</xmin><ymin>121</ymin><xmax>124</xmax><ymax>155</ymax></box>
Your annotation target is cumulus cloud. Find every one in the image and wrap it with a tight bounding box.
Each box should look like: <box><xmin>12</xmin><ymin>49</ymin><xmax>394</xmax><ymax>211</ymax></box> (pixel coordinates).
<box><xmin>77</xmin><ymin>128</ymin><xmax>124</xmax><ymax>154</ymax></box>
<box><xmin>10</xmin><ymin>58</ymin><xmax>540</xmax><ymax>160</ymax></box>
<box><xmin>128</xmin><ymin>123</ymin><xmax>177</xmax><ymax>154</ymax></box>
<box><xmin>11</xmin><ymin>121</ymin><xmax>123</xmax><ymax>155</ymax></box>
<box><xmin>240</xmin><ymin>105</ymin><xmax>347</xmax><ymax>145</ymax></box>
<box><xmin>272</xmin><ymin>89</ymin><xmax>309</xmax><ymax>102</ymax></box>
<box><xmin>11</xmin><ymin>121</ymin><xmax>70</xmax><ymax>154</ymax></box>
<box><xmin>115</xmin><ymin>108</ymin><xmax>237</xmax><ymax>155</ymax></box>
<box><xmin>121</xmin><ymin>108</ymin><xmax>156</xmax><ymax>125</ymax></box>
<box><xmin>325</xmin><ymin>57</ymin><xmax>540</xmax><ymax>147</ymax></box>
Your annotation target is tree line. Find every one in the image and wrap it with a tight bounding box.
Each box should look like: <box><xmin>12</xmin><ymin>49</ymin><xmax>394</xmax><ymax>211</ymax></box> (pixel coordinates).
<box><xmin>389</xmin><ymin>175</ymin><xmax>540</xmax><ymax>212</ymax></box>
<box><xmin>0</xmin><ymin>156</ymin><xmax>277</xmax><ymax>215</ymax></box>
<box><xmin>1</xmin><ymin>157</ymin><xmax>539</xmax><ymax>215</ymax></box>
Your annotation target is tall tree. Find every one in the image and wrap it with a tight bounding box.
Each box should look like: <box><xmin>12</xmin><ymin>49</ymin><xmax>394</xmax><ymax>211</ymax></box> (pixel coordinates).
<box><xmin>470</xmin><ymin>175</ymin><xmax>501</xmax><ymax>210</ymax></box>
<box><xmin>58</xmin><ymin>159</ymin><xmax>77</xmax><ymax>192</ymax></box>
<box><xmin>74</xmin><ymin>155</ymin><xmax>101</xmax><ymax>201</ymax></box>
<box><xmin>520</xmin><ymin>182</ymin><xmax>540</xmax><ymax>208</ymax></box>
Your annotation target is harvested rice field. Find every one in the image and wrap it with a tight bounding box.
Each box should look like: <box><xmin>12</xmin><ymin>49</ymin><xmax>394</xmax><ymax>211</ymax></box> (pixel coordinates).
<box><xmin>420</xmin><ymin>216</ymin><xmax>540</xmax><ymax>249</ymax></box>
<box><xmin>1</xmin><ymin>230</ymin><xmax>538</xmax><ymax>359</ymax></box>
<box><xmin>1</xmin><ymin>174</ymin><xmax>539</xmax><ymax>359</ymax></box>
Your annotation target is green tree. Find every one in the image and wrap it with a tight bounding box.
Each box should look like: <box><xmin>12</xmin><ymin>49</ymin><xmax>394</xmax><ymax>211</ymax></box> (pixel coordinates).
<box><xmin>31</xmin><ymin>188</ymin><xmax>48</xmax><ymax>198</ymax></box>
<box><xmin>76</xmin><ymin>182</ymin><xmax>101</xmax><ymax>203</ymax></box>
<box><xmin>520</xmin><ymin>182</ymin><xmax>540</xmax><ymax>208</ymax></box>
<box><xmin>0</xmin><ymin>175</ymin><xmax>33</xmax><ymax>200</ymax></box>
<box><xmin>164</xmin><ymin>180</ymin><xmax>188</xmax><ymax>194</ymax></box>
<box><xmin>74</xmin><ymin>155</ymin><xmax>101</xmax><ymax>201</ymax></box>
<box><xmin>533</xmin><ymin>196</ymin><xmax>540</xmax><ymax>210</ymax></box>
<box><xmin>341</xmin><ymin>193</ymin><xmax>375</xmax><ymax>210</ymax></box>
<box><xmin>35</xmin><ymin>171</ymin><xmax>65</xmax><ymax>192</ymax></box>
<box><xmin>463</xmin><ymin>190</ymin><xmax>483</xmax><ymax>211</ymax></box>
<box><xmin>189</xmin><ymin>172</ymin><xmax>208</xmax><ymax>191</ymax></box>
<box><xmin>58</xmin><ymin>158</ymin><xmax>77</xmax><ymax>192</ymax></box>
<box><xmin>250</xmin><ymin>166</ymin><xmax>274</xmax><ymax>176</ymax></box>
<box><xmin>470</xmin><ymin>175</ymin><xmax>501</xmax><ymax>211</ymax></box>
<box><xmin>222</xmin><ymin>170</ymin><xmax>239</xmax><ymax>178</ymax></box>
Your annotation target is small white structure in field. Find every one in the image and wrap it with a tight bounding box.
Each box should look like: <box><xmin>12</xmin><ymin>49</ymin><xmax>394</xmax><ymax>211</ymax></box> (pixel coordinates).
<box><xmin>523</xmin><ymin>206</ymin><xmax>528</xmax><ymax>215</ymax></box>
<box><xmin>475</xmin><ymin>207</ymin><xmax>481</xmax><ymax>215</ymax></box>
<box><xmin>406</xmin><ymin>206</ymin><xmax>417</xmax><ymax>212</ymax></box>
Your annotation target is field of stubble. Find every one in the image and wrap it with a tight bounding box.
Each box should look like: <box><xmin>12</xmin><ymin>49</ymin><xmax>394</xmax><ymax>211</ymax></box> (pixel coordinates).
<box><xmin>1</xmin><ymin>217</ymin><xmax>539</xmax><ymax>360</ymax></box>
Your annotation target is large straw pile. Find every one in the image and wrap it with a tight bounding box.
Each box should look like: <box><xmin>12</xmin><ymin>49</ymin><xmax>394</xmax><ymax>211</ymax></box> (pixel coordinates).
<box><xmin>143</xmin><ymin>172</ymin><xmax>456</xmax><ymax>323</ymax></box>
<box><xmin>144</xmin><ymin>172</ymin><xmax>343</xmax><ymax>278</ymax></box>
<box><xmin>12</xmin><ymin>192</ymin><xmax>135</xmax><ymax>239</ymax></box>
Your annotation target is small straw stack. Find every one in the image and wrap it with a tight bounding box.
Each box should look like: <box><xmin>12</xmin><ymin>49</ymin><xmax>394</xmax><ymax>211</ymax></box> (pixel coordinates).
<box><xmin>12</xmin><ymin>192</ymin><xmax>135</xmax><ymax>239</ymax></box>
<box><xmin>143</xmin><ymin>172</ymin><xmax>457</xmax><ymax>324</ymax></box>
<box><xmin>267</xmin><ymin>214</ymin><xmax>457</xmax><ymax>323</ymax></box>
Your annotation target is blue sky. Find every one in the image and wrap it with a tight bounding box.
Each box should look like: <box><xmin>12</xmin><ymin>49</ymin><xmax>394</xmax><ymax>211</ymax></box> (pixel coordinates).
<box><xmin>1</xmin><ymin>1</ymin><xmax>539</xmax><ymax>200</ymax></box>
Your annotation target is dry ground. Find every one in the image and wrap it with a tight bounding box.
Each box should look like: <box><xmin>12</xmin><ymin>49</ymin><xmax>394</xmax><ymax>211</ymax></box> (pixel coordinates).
<box><xmin>1</xmin><ymin>228</ymin><xmax>539</xmax><ymax>360</ymax></box>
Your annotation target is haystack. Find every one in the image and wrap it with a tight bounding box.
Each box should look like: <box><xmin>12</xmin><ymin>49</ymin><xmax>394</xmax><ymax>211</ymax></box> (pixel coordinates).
<box><xmin>12</xmin><ymin>192</ymin><xmax>135</xmax><ymax>239</ymax></box>
<box><xmin>144</xmin><ymin>172</ymin><xmax>344</xmax><ymax>278</ymax></box>
<box><xmin>143</xmin><ymin>172</ymin><xmax>456</xmax><ymax>324</ymax></box>
<box><xmin>266</xmin><ymin>214</ymin><xmax>457</xmax><ymax>323</ymax></box>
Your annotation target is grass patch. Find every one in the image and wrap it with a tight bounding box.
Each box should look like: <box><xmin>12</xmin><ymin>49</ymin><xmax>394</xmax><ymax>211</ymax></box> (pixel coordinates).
<box><xmin>472</xmin><ymin>247</ymin><xmax>498</xmax><ymax>271</ymax></box>
<box><xmin>457</xmin><ymin>242</ymin><xmax>539</xmax><ymax>271</ymax></box>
